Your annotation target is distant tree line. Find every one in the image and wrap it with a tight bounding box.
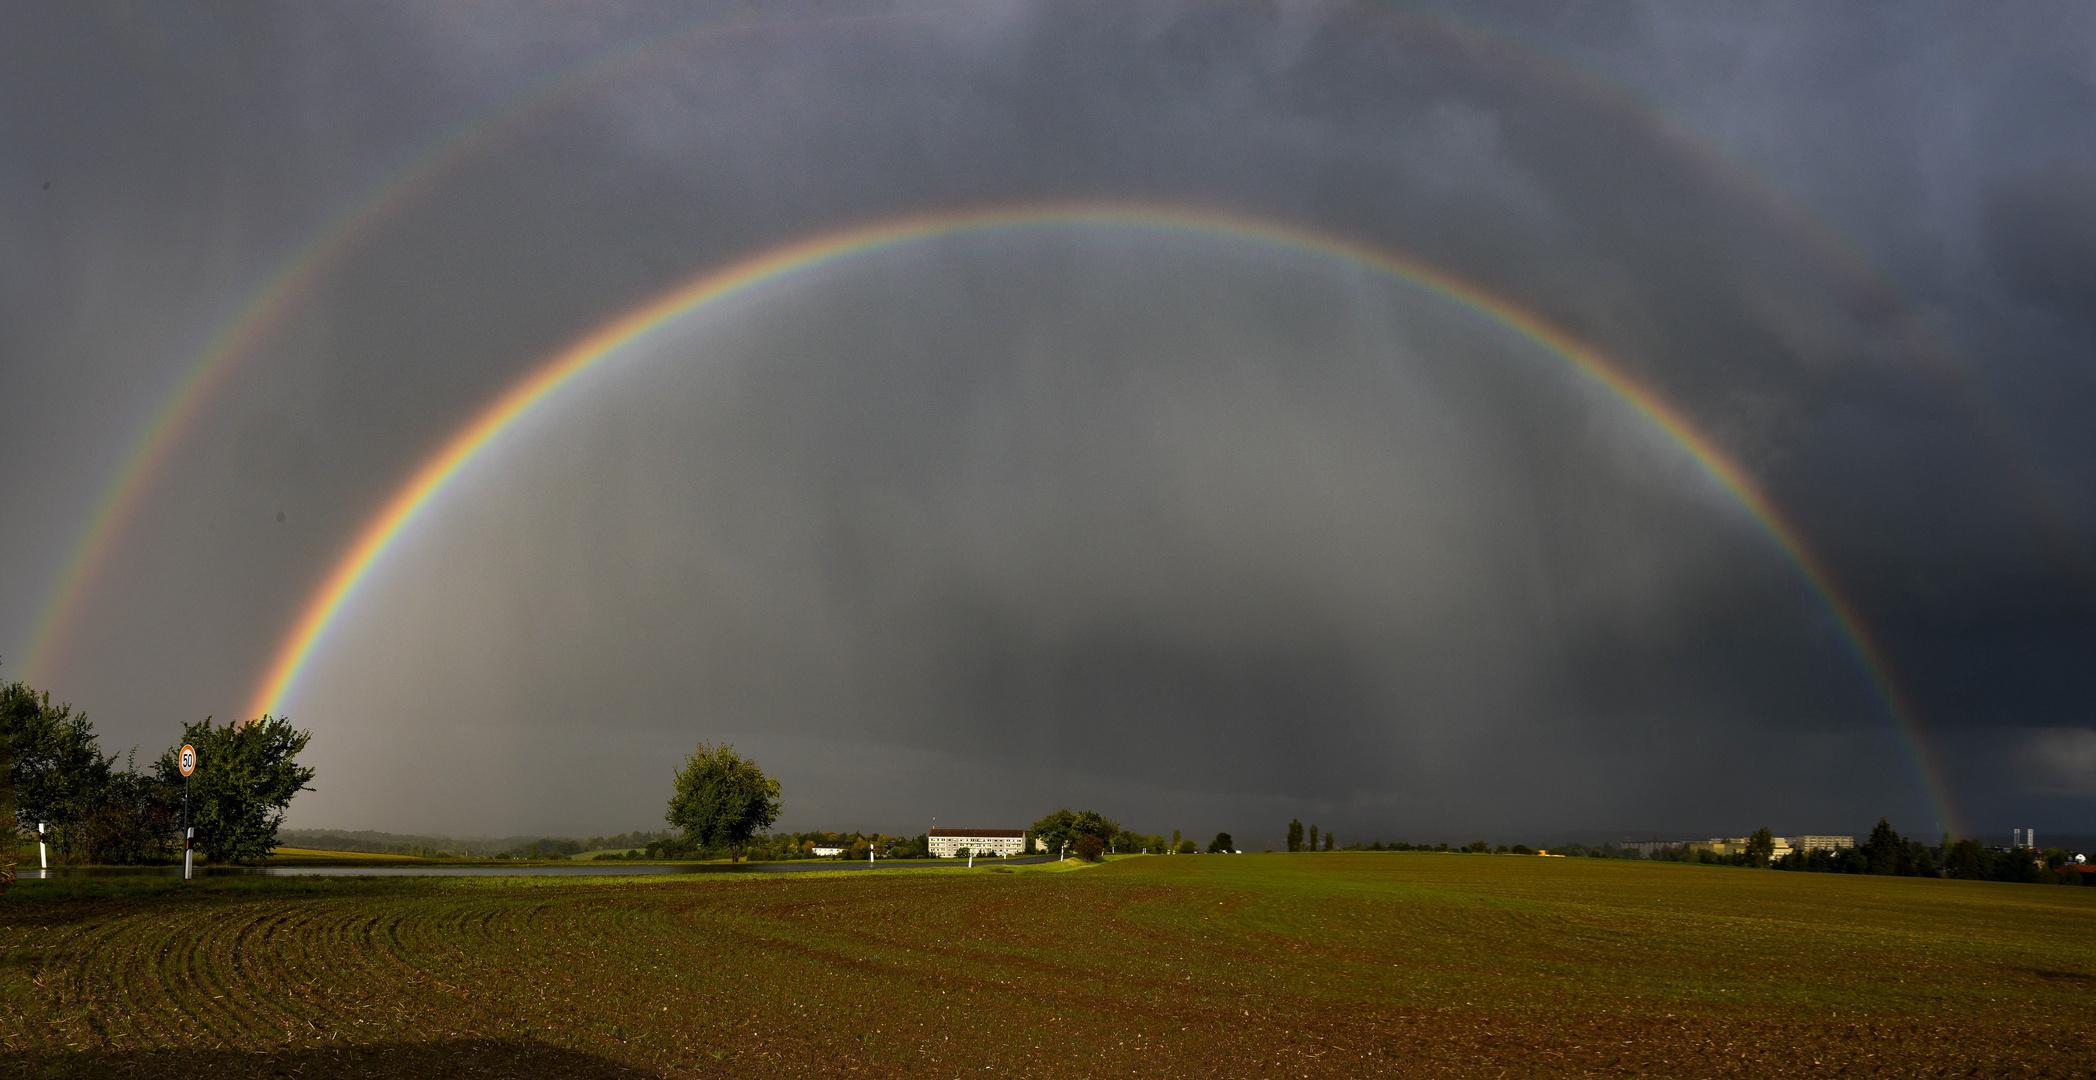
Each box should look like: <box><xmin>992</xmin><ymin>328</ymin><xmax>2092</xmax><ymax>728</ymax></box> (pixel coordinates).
<box><xmin>1769</xmin><ymin>818</ymin><xmax>2088</xmax><ymax>885</ymax></box>
<box><xmin>277</xmin><ymin>828</ymin><xmax>675</xmax><ymax>860</ymax></box>
<box><xmin>515</xmin><ymin>830</ymin><xmax>671</xmax><ymax>859</ymax></box>
<box><xmin>628</xmin><ymin>829</ymin><xmax>938</xmax><ymax>862</ymax></box>
<box><xmin>622</xmin><ymin>807</ymin><xmax>1231</xmax><ymax>865</ymax></box>
<box><xmin>1277</xmin><ymin>816</ymin><xmax>2091</xmax><ymax>886</ymax></box>
<box><xmin>639</xmin><ymin>745</ymin><xmax>1235</xmax><ymax>864</ymax></box>
<box><xmin>1632</xmin><ymin>819</ymin><xmax>2087</xmax><ymax>884</ymax></box>
<box><xmin>1028</xmin><ymin>809</ymin><xmax>1232</xmax><ymax>860</ymax></box>
<box><xmin>1031</xmin><ymin>808</ymin><xmax>1117</xmax><ymax>860</ymax></box>
<box><xmin>1</xmin><ymin>703</ymin><xmax>13</xmax><ymax>895</ymax></box>
<box><xmin>4</xmin><ymin>669</ymin><xmax>314</xmax><ymax>865</ymax></box>
<box><xmin>1286</xmin><ymin>819</ymin><xmax>1338</xmax><ymax>851</ymax></box>
<box><xmin>1307</xmin><ymin>838</ymin><xmax>1566</xmax><ymax>855</ymax></box>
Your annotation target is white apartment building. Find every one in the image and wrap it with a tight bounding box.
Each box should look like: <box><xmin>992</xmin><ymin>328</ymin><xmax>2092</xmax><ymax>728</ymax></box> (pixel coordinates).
<box><xmin>928</xmin><ymin>828</ymin><xmax>1027</xmax><ymax>857</ymax></box>
<box><xmin>1788</xmin><ymin>835</ymin><xmax>1855</xmax><ymax>853</ymax></box>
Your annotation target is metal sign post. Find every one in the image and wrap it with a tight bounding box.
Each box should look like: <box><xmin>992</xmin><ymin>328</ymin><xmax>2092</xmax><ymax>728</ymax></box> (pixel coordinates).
<box><xmin>178</xmin><ymin>744</ymin><xmax>197</xmax><ymax>880</ymax></box>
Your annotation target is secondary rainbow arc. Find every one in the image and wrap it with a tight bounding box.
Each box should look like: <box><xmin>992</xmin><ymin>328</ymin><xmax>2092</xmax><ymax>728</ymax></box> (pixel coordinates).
<box><xmin>240</xmin><ymin>202</ymin><xmax>1961</xmax><ymax>836</ymax></box>
<box><xmin>13</xmin><ymin>6</ymin><xmax>939</xmax><ymax>686</ymax></box>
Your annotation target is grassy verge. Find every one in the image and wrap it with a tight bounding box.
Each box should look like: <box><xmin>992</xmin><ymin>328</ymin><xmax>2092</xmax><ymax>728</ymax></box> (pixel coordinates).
<box><xmin>2</xmin><ymin>852</ymin><xmax>2090</xmax><ymax>1077</ymax></box>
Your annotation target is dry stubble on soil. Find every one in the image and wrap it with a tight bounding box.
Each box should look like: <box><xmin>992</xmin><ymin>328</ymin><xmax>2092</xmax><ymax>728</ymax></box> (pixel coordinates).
<box><xmin>3</xmin><ymin>853</ymin><xmax>2093</xmax><ymax>1078</ymax></box>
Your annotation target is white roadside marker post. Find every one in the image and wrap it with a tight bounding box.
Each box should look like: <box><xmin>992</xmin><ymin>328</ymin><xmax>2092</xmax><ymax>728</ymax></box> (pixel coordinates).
<box><xmin>38</xmin><ymin>822</ymin><xmax>47</xmax><ymax>871</ymax></box>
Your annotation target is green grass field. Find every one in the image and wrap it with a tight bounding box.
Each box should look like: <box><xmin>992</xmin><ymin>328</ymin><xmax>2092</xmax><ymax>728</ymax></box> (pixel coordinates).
<box><xmin>571</xmin><ymin>847</ymin><xmax>646</xmax><ymax>861</ymax></box>
<box><xmin>3</xmin><ymin>853</ymin><xmax>2091</xmax><ymax>1077</ymax></box>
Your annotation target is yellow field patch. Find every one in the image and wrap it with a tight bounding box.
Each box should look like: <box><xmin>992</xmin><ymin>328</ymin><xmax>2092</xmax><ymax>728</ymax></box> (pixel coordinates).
<box><xmin>266</xmin><ymin>846</ymin><xmax>423</xmax><ymax>861</ymax></box>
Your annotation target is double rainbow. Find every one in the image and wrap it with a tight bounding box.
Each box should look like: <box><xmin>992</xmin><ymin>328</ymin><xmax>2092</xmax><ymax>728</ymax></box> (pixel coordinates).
<box><xmin>28</xmin><ymin>6</ymin><xmax>2067</xmax><ymax>703</ymax></box>
<box><xmin>240</xmin><ymin>202</ymin><xmax>1959</xmax><ymax>834</ymax></box>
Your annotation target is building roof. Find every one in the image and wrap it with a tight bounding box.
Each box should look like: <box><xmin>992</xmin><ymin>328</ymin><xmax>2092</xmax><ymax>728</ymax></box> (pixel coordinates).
<box><xmin>929</xmin><ymin>829</ymin><xmax>1025</xmax><ymax>838</ymax></box>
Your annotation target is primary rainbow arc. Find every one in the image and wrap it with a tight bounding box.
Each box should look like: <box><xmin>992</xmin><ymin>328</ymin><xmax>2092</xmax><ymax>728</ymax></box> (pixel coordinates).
<box><xmin>241</xmin><ymin>201</ymin><xmax>1961</xmax><ymax>836</ymax></box>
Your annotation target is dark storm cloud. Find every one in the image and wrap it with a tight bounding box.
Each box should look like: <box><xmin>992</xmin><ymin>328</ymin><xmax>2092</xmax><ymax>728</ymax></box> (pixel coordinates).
<box><xmin>1985</xmin><ymin>161</ymin><xmax>2096</xmax><ymax>332</ymax></box>
<box><xmin>4</xmin><ymin>1</ymin><xmax>2093</xmax><ymax>845</ymax></box>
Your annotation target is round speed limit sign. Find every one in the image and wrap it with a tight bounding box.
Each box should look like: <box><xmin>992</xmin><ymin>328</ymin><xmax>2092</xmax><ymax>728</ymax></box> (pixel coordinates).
<box><xmin>178</xmin><ymin>744</ymin><xmax>197</xmax><ymax>777</ymax></box>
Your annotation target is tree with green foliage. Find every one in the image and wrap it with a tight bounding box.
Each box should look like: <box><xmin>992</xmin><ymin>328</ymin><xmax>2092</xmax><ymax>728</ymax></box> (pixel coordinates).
<box><xmin>666</xmin><ymin>742</ymin><xmax>780</xmax><ymax>862</ymax></box>
<box><xmin>1171</xmin><ymin>828</ymin><xmax>1181</xmax><ymax>851</ymax></box>
<box><xmin>1207</xmin><ymin>831</ymin><xmax>1233</xmax><ymax>853</ymax></box>
<box><xmin>1308</xmin><ymin>824</ymin><xmax>1319</xmax><ymax>851</ymax></box>
<box><xmin>1111</xmin><ymin>829</ymin><xmax>1163</xmax><ymax>854</ymax></box>
<box><xmin>80</xmin><ymin>760</ymin><xmax>181</xmax><ymax>866</ymax></box>
<box><xmin>3</xmin><ymin>677</ymin><xmax>113</xmax><ymax>845</ymax></box>
<box><xmin>0</xmin><ymin>695</ymin><xmax>13</xmax><ymax>895</ymax></box>
<box><xmin>1745</xmin><ymin>827</ymin><xmax>1776</xmax><ymax>868</ymax></box>
<box><xmin>1072</xmin><ymin>809</ymin><xmax>1117</xmax><ymax>844</ymax></box>
<box><xmin>6</xmin><ymin>672</ymin><xmax>198</xmax><ymax>866</ymax></box>
<box><xmin>1864</xmin><ymin>818</ymin><xmax>1904</xmax><ymax>876</ymax></box>
<box><xmin>1032</xmin><ymin>808</ymin><xmax>1077</xmax><ymax>855</ymax></box>
<box><xmin>1324</xmin><ymin>831</ymin><xmax>1335</xmax><ymax>851</ymax></box>
<box><xmin>1286</xmin><ymin>818</ymin><xmax>1304</xmax><ymax>852</ymax></box>
<box><xmin>1944</xmin><ymin>837</ymin><xmax>1993</xmax><ymax>879</ymax></box>
<box><xmin>153</xmin><ymin>716</ymin><xmax>315</xmax><ymax>864</ymax></box>
<box><xmin>1031</xmin><ymin>808</ymin><xmax>1119</xmax><ymax>857</ymax></box>
<box><xmin>1175</xmin><ymin>838</ymin><xmax>1196</xmax><ymax>854</ymax></box>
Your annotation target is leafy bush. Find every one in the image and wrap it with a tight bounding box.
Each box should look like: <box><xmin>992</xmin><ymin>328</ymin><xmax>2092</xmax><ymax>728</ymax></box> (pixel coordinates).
<box><xmin>154</xmin><ymin>717</ymin><xmax>315</xmax><ymax>864</ymax></box>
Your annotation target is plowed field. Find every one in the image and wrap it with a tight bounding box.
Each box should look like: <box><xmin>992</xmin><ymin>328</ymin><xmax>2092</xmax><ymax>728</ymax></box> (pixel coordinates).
<box><xmin>3</xmin><ymin>853</ymin><xmax>2092</xmax><ymax>1077</ymax></box>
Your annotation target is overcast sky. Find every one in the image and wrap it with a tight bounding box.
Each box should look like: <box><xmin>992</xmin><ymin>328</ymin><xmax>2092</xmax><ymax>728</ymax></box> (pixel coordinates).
<box><xmin>3</xmin><ymin>2</ymin><xmax>2091</xmax><ymax>848</ymax></box>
